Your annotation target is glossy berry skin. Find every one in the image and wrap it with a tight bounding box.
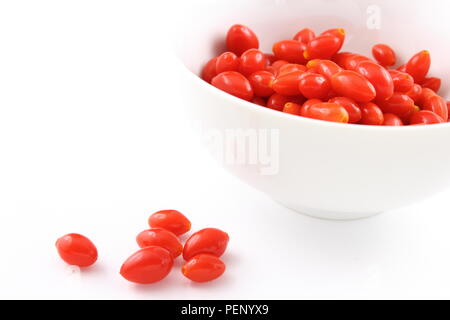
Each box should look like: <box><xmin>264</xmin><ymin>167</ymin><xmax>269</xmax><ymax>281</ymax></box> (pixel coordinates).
<box><xmin>226</xmin><ymin>24</ymin><xmax>259</xmax><ymax>56</ymax></box>
<box><xmin>354</xmin><ymin>61</ymin><xmax>394</xmax><ymax>101</ymax></box>
<box><xmin>267</xmin><ymin>94</ymin><xmax>304</xmax><ymax>111</ymax></box>
<box><xmin>272</xmin><ymin>40</ymin><xmax>307</xmax><ymax>64</ymax></box>
<box><xmin>183</xmin><ymin>228</ymin><xmax>229</xmax><ymax>261</ymax></box>
<box><xmin>372</xmin><ymin>44</ymin><xmax>396</xmax><ymax>66</ymax></box>
<box><xmin>55</xmin><ymin>233</ymin><xmax>98</xmax><ymax>267</ymax></box>
<box><xmin>283</xmin><ymin>102</ymin><xmax>302</xmax><ymax>116</ymax></box>
<box><xmin>136</xmin><ymin>229</ymin><xmax>183</xmax><ymax>258</ymax></box>
<box><xmin>182</xmin><ymin>254</ymin><xmax>226</xmax><ymax>283</ymax></box>
<box><xmin>120</xmin><ymin>246</ymin><xmax>173</xmax><ymax>284</ymax></box>
<box><xmin>212</xmin><ymin>71</ymin><xmax>254</xmax><ymax>101</ymax></box>
<box><xmin>332</xmin><ymin>52</ymin><xmax>354</xmax><ymax>67</ymax></box>
<box><xmin>248</xmin><ymin>71</ymin><xmax>275</xmax><ymax>97</ymax></box>
<box><xmin>302</xmin><ymin>98</ymin><xmax>322</xmax><ymax>108</ymax></box>
<box><xmin>293</xmin><ymin>28</ymin><xmax>316</xmax><ymax>44</ymax></box>
<box><xmin>359</xmin><ymin>102</ymin><xmax>384</xmax><ymax>125</ymax></box>
<box><xmin>406</xmin><ymin>84</ymin><xmax>423</xmax><ymax>103</ymax></box>
<box><xmin>383</xmin><ymin>113</ymin><xmax>404</xmax><ymax>126</ymax></box>
<box><xmin>268</xmin><ymin>60</ymin><xmax>289</xmax><ymax>75</ymax></box>
<box><xmin>410</xmin><ymin>110</ymin><xmax>444</xmax><ymax>125</ymax></box>
<box><xmin>201</xmin><ymin>57</ymin><xmax>218</xmax><ymax>83</ymax></box>
<box><xmin>377</xmin><ymin>93</ymin><xmax>416</xmax><ymax>122</ymax></box>
<box><xmin>148</xmin><ymin>209</ymin><xmax>191</xmax><ymax>236</ymax></box>
<box><xmin>321</xmin><ymin>28</ymin><xmax>346</xmax><ymax>50</ymax></box>
<box><xmin>331</xmin><ymin>71</ymin><xmax>376</xmax><ymax>102</ymax></box>
<box><xmin>329</xmin><ymin>97</ymin><xmax>362</xmax><ymax>123</ymax></box>
<box><xmin>304</xmin><ymin>35</ymin><xmax>341</xmax><ymax>60</ymax></box>
<box><xmin>307</xmin><ymin>59</ymin><xmax>343</xmax><ymax>80</ymax></box>
<box><xmin>298</xmin><ymin>72</ymin><xmax>331</xmax><ymax>99</ymax></box>
<box><xmin>388</xmin><ymin>70</ymin><xmax>414</xmax><ymax>93</ymax></box>
<box><xmin>278</xmin><ymin>63</ymin><xmax>307</xmax><ymax>77</ymax></box>
<box><xmin>421</xmin><ymin>94</ymin><xmax>448</xmax><ymax>122</ymax></box>
<box><xmin>343</xmin><ymin>54</ymin><xmax>372</xmax><ymax>71</ymax></box>
<box><xmin>405</xmin><ymin>50</ymin><xmax>431</xmax><ymax>84</ymax></box>
<box><xmin>215</xmin><ymin>52</ymin><xmax>240</xmax><ymax>74</ymax></box>
<box><xmin>422</xmin><ymin>77</ymin><xmax>441</xmax><ymax>93</ymax></box>
<box><xmin>272</xmin><ymin>71</ymin><xmax>304</xmax><ymax>96</ymax></box>
<box><xmin>418</xmin><ymin>87</ymin><xmax>437</xmax><ymax>106</ymax></box>
<box><xmin>239</xmin><ymin>49</ymin><xmax>268</xmax><ymax>76</ymax></box>
<box><xmin>300</xmin><ymin>102</ymin><xmax>349</xmax><ymax>123</ymax></box>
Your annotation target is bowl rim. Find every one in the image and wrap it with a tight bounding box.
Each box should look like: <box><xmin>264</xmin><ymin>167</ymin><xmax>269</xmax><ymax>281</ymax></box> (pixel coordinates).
<box><xmin>176</xmin><ymin>57</ymin><xmax>450</xmax><ymax>132</ymax></box>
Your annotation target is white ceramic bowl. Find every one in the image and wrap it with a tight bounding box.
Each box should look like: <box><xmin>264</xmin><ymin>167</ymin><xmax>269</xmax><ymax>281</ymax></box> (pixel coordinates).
<box><xmin>174</xmin><ymin>0</ymin><xmax>450</xmax><ymax>220</ymax></box>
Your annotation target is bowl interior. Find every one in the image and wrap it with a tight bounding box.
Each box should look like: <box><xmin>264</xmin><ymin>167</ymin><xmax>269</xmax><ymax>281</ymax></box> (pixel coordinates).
<box><xmin>175</xmin><ymin>0</ymin><xmax>449</xmax><ymax>100</ymax></box>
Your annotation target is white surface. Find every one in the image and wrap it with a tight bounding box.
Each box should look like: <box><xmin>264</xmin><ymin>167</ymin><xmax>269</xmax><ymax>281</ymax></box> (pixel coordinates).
<box><xmin>0</xmin><ymin>0</ymin><xmax>450</xmax><ymax>299</ymax></box>
<box><xmin>176</xmin><ymin>0</ymin><xmax>450</xmax><ymax>220</ymax></box>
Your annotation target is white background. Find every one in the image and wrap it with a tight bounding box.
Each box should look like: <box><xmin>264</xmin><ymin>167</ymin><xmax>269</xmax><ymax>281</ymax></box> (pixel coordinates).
<box><xmin>1</xmin><ymin>0</ymin><xmax>450</xmax><ymax>300</ymax></box>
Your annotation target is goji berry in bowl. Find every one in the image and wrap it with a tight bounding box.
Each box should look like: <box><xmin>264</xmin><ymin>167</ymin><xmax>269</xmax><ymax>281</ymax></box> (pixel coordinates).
<box><xmin>174</xmin><ymin>0</ymin><xmax>450</xmax><ymax>220</ymax></box>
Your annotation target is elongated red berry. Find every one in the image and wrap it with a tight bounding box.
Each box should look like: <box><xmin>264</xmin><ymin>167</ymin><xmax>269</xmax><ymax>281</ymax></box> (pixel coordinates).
<box><xmin>331</xmin><ymin>71</ymin><xmax>376</xmax><ymax>102</ymax></box>
<box><xmin>272</xmin><ymin>40</ymin><xmax>307</xmax><ymax>64</ymax></box>
<box><xmin>283</xmin><ymin>102</ymin><xmax>302</xmax><ymax>116</ymax></box>
<box><xmin>120</xmin><ymin>247</ymin><xmax>173</xmax><ymax>284</ymax></box>
<box><xmin>136</xmin><ymin>229</ymin><xmax>183</xmax><ymax>258</ymax></box>
<box><xmin>216</xmin><ymin>52</ymin><xmax>240</xmax><ymax>74</ymax></box>
<box><xmin>300</xmin><ymin>102</ymin><xmax>349</xmax><ymax>123</ymax></box>
<box><xmin>410</xmin><ymin>110</ymin><xmax>444</xmax><ymax>125</ymax></box>
<box><xmin>383</xmin><ymin>113</ymin><xmax>404</xmax><ymax>126</ymax></box>
<box><xmin>293</xmin><ymin>28</ymin><xmax>316</xmax><ymax>44</ymax></box>
<box><xmin>372</xmin><ymin>44</ymin><xmax>396</xmax><ymax>66</ymax></box>
<box><xmin>422</xmin><ymin>77</ymin><xmax>441</xmax><ymax>93</ymax></box>
<box><xmin>56</xmin><ymin>233</ymin><xmax>98</xmax><ymax>267</ymax></box>
<box><xmin>226</xmin><ymin>24</ymin><xmax>259</xmax><ymax>56</ymax></box>
<box><xmin>212</xmin><ymin>71</ymin><xmax>254</xmax><ymax>101</ymax></box>
<box><xmin>377</xmin><ymin>93</ymin><xmax>416</xmax><ymax>122</ymax></box>
<box><xmin>149</xmin><ymin>210</ymin><xmax>191</xmax><ymax>236</ymax></box>
<box><xmin>271</xmin><ymin>71</ymin><xmax>304</xmax><ymax>96</ymax></box>
<box><xmin>248</xmin><ymin>70</ymin><xmax>275</xmax><ymax>97</ymax></box>
<box><xmin>329</xmin><ymin>97</ymin><xmax>362</xmax><ymax>123</ymax></box>
<box><xmin>298</xmin><ymin>72</ymin><xmax>331</xmax><ymax>99</ymax></box>
<box><xmin>388</xmin><ymin>70</ymin><xmax>414</xmax><ymax>93</ymax></box>
<box><xmin>405</xmin><ymin>50</ymin><xmax>431</xmax><ymax>84</ymax></box>
<box><xmin>183</xmin><ymin>228</ymin><xmax>229</xmax><ymax>261</ymax></box>
<box><xmin>421</xmin><ymin>93</ymin><xmax>448</xmax><ymax>122</ymax></box>
<box><xmin>307</xmin><ymin>59</ymin><xmax>343</xmax><ymax>80</ymax></box>
<box><xmin>359</xmin><ymin>102</ymin><xmax>384</xmax><ymax>125</ymax></box>
<box><xmin>182</xmin><ymin>254</ymin><xmax>226</xmax><ymax>283</ymax></box>
<box><xmin>354</xmin><ymin>60</ymin><xmax>394</xmax><ymax>101</ymax></box>
<box><xmin>321</xmin><ymin>28</ymin><xmax>345</xmax><ymax>50</ymax></box>
<box><xmin>201</xmin><ymin>57</ymin><xmax>218</xmax><ymax>83</ymax></box>
<box><xmin>304</xmin><ymin>35</ymin><xmax>342</xmax><ymax>60</ymax></box>
<box><xmin>267</xmin><ymin>93</ymin><xmax>304</xmax><ymax>111</ymax></box>
<box><xmin>239</xmin><ymin>49</ymin><xmax>267</xmax><ymax>76</ymax></box>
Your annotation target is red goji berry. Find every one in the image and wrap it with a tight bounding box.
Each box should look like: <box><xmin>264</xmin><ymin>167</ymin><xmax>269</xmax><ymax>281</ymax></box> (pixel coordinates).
<box><xmin>183</xmin><ymin>228</ymin><xmax>229</xmax><ymax>261</ymax></box>
<box><xmin>56</xmin><ymin>233</ymin><xmax>98</xmax><ymax>267</ymax></box>
<box><xmin>226</xmin><ymin>24</ymin><xmax>259</xmax><ymax>56</ymax></box>
<box><xmin>212</xmin><ymin>71</ymin><xmax>254</xmax><ymax>101</ymax></box>
<box><xmin>372</xmin><ymin>44</ymin><xmax>396</xmax><ymax>66</ymax></box>
<box><xmin>182</xmin><ymin>254</ymin><xmax>226</xmax><ymax>283</ymax></box>
<box><xmin>148</xmin><ymin>210</ymin><xmax>191</xmax><ymax>236</ymax></box>
<box><xmin>300</xmin><ymin>102</ymin><xmax>349</xmax><ymax>123</ymax></box>
<box><xmin>331</xmin><ymin>71</ymin><xmax>376</xmax><ymax>102</ymax></box>
<box><xmin>120</xmin><ymin>247</ymin><xmax>173</xmax><ymax>284</ymax></box>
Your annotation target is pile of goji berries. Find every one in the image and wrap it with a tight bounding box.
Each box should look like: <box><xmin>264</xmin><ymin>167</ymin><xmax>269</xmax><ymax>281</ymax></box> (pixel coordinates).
<box><xmin>202</xmin><ymin>24</ymin><xmax>449</xmax><ymax>126</ymax></box>
<box><xmin>55</xmin><ymin>210</ymin><xmax>229</xmax><ymax>284</ymax></box>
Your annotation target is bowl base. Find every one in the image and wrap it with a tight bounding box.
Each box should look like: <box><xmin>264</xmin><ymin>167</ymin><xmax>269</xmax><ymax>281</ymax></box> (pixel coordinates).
<box><xmin>276</xmin><ymin>201</ymin><xmax>382</xmax><ymax>221</ymax></box>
